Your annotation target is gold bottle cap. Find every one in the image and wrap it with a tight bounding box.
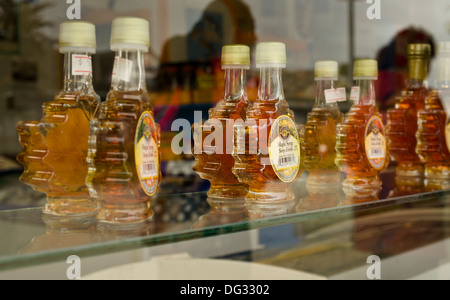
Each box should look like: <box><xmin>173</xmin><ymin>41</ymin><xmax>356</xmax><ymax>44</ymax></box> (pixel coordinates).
<box><xmin>407</xmin><ymin>43</ymin><xmax>431</xmax><ymax>58</ymax></box>
<box><xmin>256</xmin><ymin>42</ymin><xmax>287</xmax><ymax>68</ymax></box>
<box><xmin>59</xmin><ymin>21</ymin><xmax>96</xmax><ymax>53</ymax></box>
<box><xmin>222</xmin><ymin>45</ymin><xmax>251</xmax><ymax>69</ymax></box>
<box><xmin>353</xmin><ymin>59</ymin><xmax>378</xmax><ymax>79</ymax></box>
<box><xmin>110</xmin><ymin>17</ymin><xmax>150</xmax><ymax>52</ymax></box>
<box><xmin>315</xmin><ymin>61</ymin><xmax>339</xmax><ymax>80</ymax></box>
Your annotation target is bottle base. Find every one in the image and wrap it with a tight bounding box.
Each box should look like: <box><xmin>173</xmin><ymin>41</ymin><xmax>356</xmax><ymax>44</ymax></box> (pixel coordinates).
<box><xmin>97</xmin><ymin>203</ymin><xmax>154</xmax><ymax>225</ymax></box>
<box><xmin>43</xmin><ymin>197</ymin><xmax>98</xmax><ymax>219</ymax></box>
<box><xmin>306</xmin><ymin>169</ymin><xmax>342</xmax><ymax>188</ymax></box>
<box><xmin>245</xmin><ymin>186</ymin><xmax>296</xmax><ymax>219</ymax></box>
<box><xmin>207</xmin><ymin>197</ymin><xmax>246</xmax><ymax>212</ymax></box>
<box><xmin>342</xmin><ymin>176</ymin><xmax>382</xmax><ymax>203</ymax></box>
<box><xmin>207</xmin><ymin>184</ymin><xmax>248</xmax><ymax>203</ymax></box>
<box><xmin>395</xmin><ymin>163</ymin><xmax>424</xmax><ymax>178</ymax></box>
<box><xmin>425</xmin><ymin>164</ymin><xmax>450</xmax><ymax>180</ymax></box>
<box><xmin>246</xmin><ymin>201</ymin><xmax>295</xmax><ymax>220</ymax></box>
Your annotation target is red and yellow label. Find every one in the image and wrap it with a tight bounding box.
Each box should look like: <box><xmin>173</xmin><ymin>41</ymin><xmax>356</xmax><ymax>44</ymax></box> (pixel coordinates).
<box><xmin>365</xmin><ymin>116</ymin><xmax>387</xmax><ymax>171</ymax></box>
<box><xmin>135</xmin><ymin>112</ymin><xmax>160</xmax><ymax>196</ymax></box>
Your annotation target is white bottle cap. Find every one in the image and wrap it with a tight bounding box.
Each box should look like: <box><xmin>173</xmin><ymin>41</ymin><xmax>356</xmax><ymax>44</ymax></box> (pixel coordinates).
<box><xmin>353</xmin><ymin>59</ymin><xmax>378</xmax><ymax>80</ymax></box>
<box><xmin>59</xmin><ymin>21</ymin><xmax>96</xmax><ymax>54</ymax></box>
<box><xmin>315</xmin><ymin>61</ymin><xmax>339</xmax><ymax>80</ymax></box>
<box><xmin>436</xmin><ymin>42</ymin><xmax>450</xmax><ymax>83</ymax></box>
<box><xmin>256</xmin><ymin>42</ymin><xmax>287</xmax><ymax>68</ymax></box>
<box><xmin>222</xmin><ymin>45</ymin><xmax>251</xmax><ymax>69</ymax></box>
<box><xmin>110</xmin><ymin>17</ymin><xmax>150</xmax><ymax>52</ymax></box>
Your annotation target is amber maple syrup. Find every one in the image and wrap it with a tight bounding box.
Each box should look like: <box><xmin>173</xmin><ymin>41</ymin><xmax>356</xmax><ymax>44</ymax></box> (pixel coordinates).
<box><xmin>303</xmin><ymin>61</ymin><xmax>344</xmax><ymax>187</ymax></box>
<box><xmin>336</xmin><ymin>60</ymin><xmax>389</xmax><ymax>202</ymax></box>
<box><xmin>193</xmin><ymin>45</ymin><xmax>251</xmax><ymax>206</ymax></box>
<box><xmin>232</xmin><ymin>42</ymin><xmax>302</xmax><ymax>218</ymax></box>
<box><xmin>386</xmin><ymin>44</ymin><xmax>431</xmax><ymax>177</ymax></box>
<box><xmin>17</xmin><ymin>21</ymin><xmax>100</xmax><ymax>217</ymax></box>
<box><xmin>416</xmin><ymin>43</ymin><xmax>450</xmax><ymax>190</ymax></box>
<box><xmin>87</xmin><ymin>17</ymin><xmax>161</xmax><ymax>225</ymax></box>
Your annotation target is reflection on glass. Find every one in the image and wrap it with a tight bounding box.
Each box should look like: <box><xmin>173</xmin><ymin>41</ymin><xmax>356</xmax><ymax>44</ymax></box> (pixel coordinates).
<box><xmin>352</xmin><ymin>207</ymin><xmax>445</xmax><ymax>256</ymax></box>
<box><xmin>342</xmin><ymin>187</ymin><xmax>381</xmax><ymax>205</ymax></box>
<box><xmin>247</xmin><ymin>201</ymin><xmax>295</xmax><ymax>221</ymax></box>
<box><xmin>388</xmin><ymin>175</ymin><xmax>425</xmax><ymax>198</ymax></box>
<box><xmin>19</xmin><ymin>215</ymin><xmax>97</xmax><ymax>254</ymax></box>
<box><xmin>192</xmin><ymin>197</ymin><xmax>248</xmax><ymax>228</ymax></box>
<box><xmin>95</xmin><ymin>220</ymin><xmax>155</xmax><ymax>241</ymax></box>
<box><xmin>425</xmin><ymin>178</ymin><xmax>450</xmax><ymax>193</ymax></box>
<box><xmin>296</xmin><ymin>174</ymin><xmax>343</xmax><ymax>213</ymax></box>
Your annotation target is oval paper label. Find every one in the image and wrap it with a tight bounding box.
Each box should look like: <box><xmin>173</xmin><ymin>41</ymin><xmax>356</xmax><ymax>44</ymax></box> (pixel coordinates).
<box><xmin>135</xmin><ymin>111</ymin><xmax>160</xmax><ymax>196</ymax></box>
<box><xmin>365</xmin><ymin>115</ymin><xmax>387</xmax><ymax>171</ymax></box>
<box><xmin>269</xmin><ymin>116</ymin><xmax>301</xmax><ymax>183</ymax></box>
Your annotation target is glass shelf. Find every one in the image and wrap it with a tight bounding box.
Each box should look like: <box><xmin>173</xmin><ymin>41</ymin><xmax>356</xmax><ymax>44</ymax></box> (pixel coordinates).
<box><xmin>1</xmin><ymin>168</ymin><xmax>450</xmax><ymax>276</ymax></box>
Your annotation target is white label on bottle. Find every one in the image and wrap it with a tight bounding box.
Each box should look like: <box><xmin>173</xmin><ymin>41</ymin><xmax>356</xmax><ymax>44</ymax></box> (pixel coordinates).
<box><xmin>336</xmin><ymin>88</ymin><xmax>347</xmax><ymax>102</ymax></box>
<box><xmin>325</xmin><ymin>89</ymin><xmax>338</xmax><ymax>104</ymax></box>
<box><xmin>325</xmin><ymin>88</ymin><xmax>347</xmax><ymax>103</ymax></box>
<box><xmin>72</xmin><ymin>55</ymin><xmax>92</xmax><ymax>76</ymax></box>
<box><xmin>112</xmin><ymin>56</ymin><xmax>133</xmax><ymax>82</ymax></box>
<box><xmin>350</xmin><ymin>86</ymin><xmax>360</xmax><ymax>101</ymax></box>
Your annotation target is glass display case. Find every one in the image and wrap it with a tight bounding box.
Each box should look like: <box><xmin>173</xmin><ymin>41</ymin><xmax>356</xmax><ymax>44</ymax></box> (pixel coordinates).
<box><xmin>1</xmin><ymin>0</ymin><xmax>450</xmax><ymax>280</ymax></box>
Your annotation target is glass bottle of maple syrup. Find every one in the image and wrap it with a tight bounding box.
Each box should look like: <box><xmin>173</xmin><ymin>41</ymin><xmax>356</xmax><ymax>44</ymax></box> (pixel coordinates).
<box><xmin>17</xmin><ymin>21</ymin><xmax>100</xmax><ymax>218</ymax></box>
<box><xmin>232</xmin><ymin>42</ymin><xmax>302</xmax><ymax>218</ymax></box>
<box><xmin>193</xmin><ymin>45</ymin><xmax>251</xmax><ymax>207</ymax></box>
<box><xmin>303</xmin><ymin>61</ymin><xmax>344</xmax><ymax>187</ymax></box>
<box><xmin>416</xmin><ymin>42</ymin><xmax>450</xmax><ymax>189</ymax></box>
<box><xmin>86</xmin><ymin>17</ymin><xmax>161</xmax><ymax>225</ymax></box>
<box><xmin>386</xmin><ymin>43</ymin><xmax>431</xmax><ymax>177</ymax></box>
<box><xmin>336</xmin><ymin>59</ymin><xmax>389</xmax><ymax>202</ymax></box>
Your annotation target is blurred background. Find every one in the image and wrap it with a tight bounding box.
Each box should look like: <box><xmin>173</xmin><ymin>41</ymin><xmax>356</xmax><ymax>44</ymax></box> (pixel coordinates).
<box><xmin>0</xmin><ymin>0</ymin><xmax>449</xmax><ymax>209</ymax></box>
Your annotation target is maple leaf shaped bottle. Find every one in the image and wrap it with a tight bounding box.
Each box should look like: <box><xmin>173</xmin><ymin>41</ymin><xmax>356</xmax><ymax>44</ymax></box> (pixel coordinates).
<box><xmin>17</xmin><ymin>21</ymin><xmax>100</xmax><ymax>218</ymax></box>
<box><xmin>336</xmin><ymin>59</ymin><xmax>389</xmax><ymax>202</ymax></box>
<box><xmin>232</xmin><ymin>42</ymin><xmax>303</xmax><ymax>217</ymax></box>
<box><xmin>193</xmin><ymin>45</ymin><xmax>251</xmax><ymax>206</ymax></box>
<box><xmin>303</xmin><ymin>61</ymin><xmax>344</xmax><ymax>187</ymax></box>
<box><xmin>417</xmin><ymin>42</ymin><xmax>450</xmax><ymax>190</ymax></box>
<box><xmin>386</xmin><ymin>44</ymin><xmax>431</xmax><ymax>178</ymax></box>
<box><xmin>86</xmin><ymin>17</ymin><xmax>161</xmax><ymax>225</ymax></box>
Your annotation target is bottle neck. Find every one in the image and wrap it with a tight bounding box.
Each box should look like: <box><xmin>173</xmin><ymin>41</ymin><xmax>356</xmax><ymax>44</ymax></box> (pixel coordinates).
<box><xmin>356</xmin><ymin>78</ymin><xmax>376</xmax><ymax>106</ymax></box>
<box><xmin>315</xmin><ymin>78</ymin><xmax>335</xmax><ymax>106</ymax></box>
<box><xmin>258</xmin><ymin>67</ymin><xmax>285</xmax><ymax>101</ymax></box>
<box><xmin>63</xmin><ymin>51</ymin><xmax>94</xmax><ymax>93</ymax></box>
<box><xmin>407</xmin><ymin>57</ymin><xmax>429</xmax><ymax>88</ymax></box>
<box><xmin>223</xmin><ymin>68</ymin><xmax>247</xmax><ymax>101</ymax></box>
<box><xmin>112</xmin><ymin>50</ymin><xmax>147</xmax><ymax>92</ymax></box>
